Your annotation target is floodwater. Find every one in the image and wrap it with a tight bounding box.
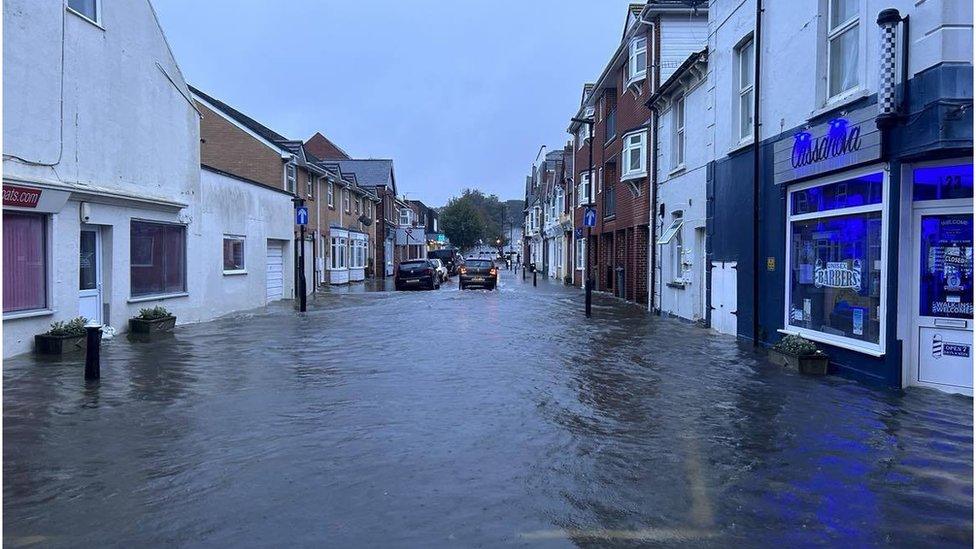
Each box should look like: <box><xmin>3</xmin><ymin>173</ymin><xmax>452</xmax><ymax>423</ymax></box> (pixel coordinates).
<box><xmin>4</xmin><ymin>270</ymin><xmax>972</xmax><ymax>547</ymax></box>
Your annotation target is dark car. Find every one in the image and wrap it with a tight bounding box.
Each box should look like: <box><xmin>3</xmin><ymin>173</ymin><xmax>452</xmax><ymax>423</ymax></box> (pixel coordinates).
<box><xmin>428</xmin><ymin>249</ymin><xmax>462</xmax><ymax>275</ymax></box>
<box><xmin>395</xmin><ymin>259</ymin><xmax>441</xmax><ymax>291</ymax></box>
<box><xmin>459</xmin><ymin>258</ymin><xmax>497</xmax><ymax>290</ymax></box>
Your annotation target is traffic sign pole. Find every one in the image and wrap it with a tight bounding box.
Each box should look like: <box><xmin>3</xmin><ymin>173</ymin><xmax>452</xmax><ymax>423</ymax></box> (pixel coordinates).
<box><xmin>294</xmin><ymin>200</ymin><xmax>307</xmax><ymax>313</ymax></box>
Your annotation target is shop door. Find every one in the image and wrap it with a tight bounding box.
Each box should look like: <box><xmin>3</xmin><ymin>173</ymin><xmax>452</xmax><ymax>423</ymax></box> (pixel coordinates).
<box><xmin>910</xmin><ymin>208</ymin><xmax>973</xmax><ymax>394</ymax></box>
<box><xmin>78</xmin><ymin>227</ymin><xmax>102</xmax><ymax>323</ymax></box>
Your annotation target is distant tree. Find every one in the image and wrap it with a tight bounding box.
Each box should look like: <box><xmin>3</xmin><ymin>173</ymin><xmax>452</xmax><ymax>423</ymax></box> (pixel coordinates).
<box><xmin>439</xmin><ymin>190</ymin><xmax>524</xmax><ymax>251</ymax></box>
<box><xmin>440</xmin><ymin>197</ymin><xmax>486</xmax><ymax>251</ymax></box>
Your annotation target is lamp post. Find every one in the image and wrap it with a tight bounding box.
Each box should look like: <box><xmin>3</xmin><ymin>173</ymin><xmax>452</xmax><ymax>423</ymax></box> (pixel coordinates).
<box><xmin>571</xmin><ymin>115</ymin><xmax>595</xmax><ymax>318</ymax></box>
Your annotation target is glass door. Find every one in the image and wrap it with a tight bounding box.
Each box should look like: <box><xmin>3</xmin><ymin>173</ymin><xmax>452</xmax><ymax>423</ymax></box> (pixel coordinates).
<box><xmin>79</xmin><ymin>227</ymin><xmax>102</xmax><ymax>324</ymax></box>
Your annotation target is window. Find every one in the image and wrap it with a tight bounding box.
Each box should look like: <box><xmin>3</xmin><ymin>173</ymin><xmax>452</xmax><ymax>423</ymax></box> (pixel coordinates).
<box><xmin>672</xmin><ymin>96</ymin><xmax>685</xmax><ymax>168</ymax></box>
<box><xmin>355</xmin><ymin>197</ymin><xmax>361</xmax><ymax>215</ymax></box>
<box><xmin>603</xmin><ymin>167</ymin><xmax>616</xmax><ymax>218</ymax></box>
<box><xmin>577</xmin><ymin>125</ymin><xmax>589</xmax><ymax>150</ymax></box>
<box><xmin>307</xmin><ymin>173</ymin><xmax>316</xmax><ymax>199</ymax></box>
<box><xmin>222</xmin><ymin>235</ymin><xmax>245</xmax><ymax>273</ymax></box>
<box><xmin>399</xmin><ymin>208</ymin><xmax>411</xmax><ymax>226</ymax></box>
<box><xmin>285</xmin><ymin>163</ymin><xmax>297</xmax><ymax>194</ymax></box>
<box><xmin>330</xmin><ymin>236</ymin><xmax>347</xmax><ymax>269</ymax></box>
<box><xmin>827</xmin><ymin>0</ymin><xmax>859</xmax><ymax>99</ymax></box>
<box><xmin>605</xmin><ymin>108</ymin><xmax>617</xmax><ymax>144</ymax></box>
<box><xmin>131</xmin><ymin>220</ymin><xmax>186</xmax><ymax>297</ymax></box>
<box><xmin>628</xmin><ymin>36</ymin><xmax>648</xmax><ymax>83</ymax></box>
<box><xmin>621</xmin><ymin>130</ymin><xmax>647</xmax><ymax>180</ymax></box>
<box><xmin>343</xmin><ymin>189</ymin><xmax>350</xmax><ymax>212</ymax></box>
<box><xmin>67</xmin><ymin>0</ymin><xmax>98</xmax><ymax>23</ymax></box>
<box><xmin>327</xmin><ymin>181</ymin><xmax>335</xmax><ymax>207</ymax></box>
<box><xmin>3</xmin><ymin>212</ymin><xmax>47</xmax><ymax>313</ymax></box>
<box><xmin>736</xmin><ymin>37</ymin><xmax>755</xmax><ymax>142</ymax></box>
<box><xmin>787</xmin><ymin>171</ymin><xmax>885</xmax><ymax>353</ymax></box>
<box><xmin>672</xmin><ymin>214</ymin><xmax>684</xmax><ymax>281</ymax></box>
<box><xmin>577</xmin><ymin>172</ymin><xmax>592</xmax><ymax>206</ymax></box>
<box><xmin>575</xmin><ymin>238</ymin><xmax>586</xmax><ymax>270</ymax></box>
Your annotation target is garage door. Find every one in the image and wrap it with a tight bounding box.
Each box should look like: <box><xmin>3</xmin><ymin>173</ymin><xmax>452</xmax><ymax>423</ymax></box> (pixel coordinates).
<box><xmin>266</xmin><ymin>240</ymin><xmax>284</xmax><ymax>302</ymax></box>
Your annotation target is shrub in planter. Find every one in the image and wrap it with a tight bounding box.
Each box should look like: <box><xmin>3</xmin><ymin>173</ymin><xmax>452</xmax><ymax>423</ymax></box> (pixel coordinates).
<box><xmin>129</xmin><ymin>306</ymin><xmax>176</xmax><ymax>335</ymax></box>
<box><xmin>35</xmin><ymin>317</ymin><xmax>89</xmax><ymax>355</ymax></box>
<box><xmin>768</xmin><ymin>334</ymin><xmax>829</xmax><ymax>375</ymax></box>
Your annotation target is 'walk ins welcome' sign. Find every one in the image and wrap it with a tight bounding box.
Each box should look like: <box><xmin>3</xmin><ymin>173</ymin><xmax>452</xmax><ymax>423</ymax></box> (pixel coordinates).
<box><xmin>773</xmin><ymin>105</ymin><xmax>880</xmax><ymax>185</ymax></box>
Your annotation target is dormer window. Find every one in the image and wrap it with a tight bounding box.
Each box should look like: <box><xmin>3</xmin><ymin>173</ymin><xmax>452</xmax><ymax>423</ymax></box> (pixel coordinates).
<box><xmin>627</xmin><ymin>36</ymin><xmax>647</xmax><ymax>84</ymax></box>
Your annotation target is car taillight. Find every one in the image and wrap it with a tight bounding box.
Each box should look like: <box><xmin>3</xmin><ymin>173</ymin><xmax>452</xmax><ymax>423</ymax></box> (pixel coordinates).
<box><xmin>490</xmin><ymin>268</ymin><xmax>497</xmax><ymax>275</ymax></box>
<box><xmin>459</xmin><ymin>267</ymin><xmax>466</xmax><ymax>274</ymax></box>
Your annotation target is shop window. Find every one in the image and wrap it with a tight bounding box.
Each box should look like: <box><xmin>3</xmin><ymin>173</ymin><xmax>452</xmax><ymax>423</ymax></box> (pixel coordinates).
<box><xmin>131</xmin><ymin>221</ymin><xmax>186</xmax><ymax>297</ymax></box>
<box><xmin>913</xmin><ymin>164</ymin><xmax>974</xmax><ymax>202</ymax></box>
<box><xmin>787</xmin><ymin>171</ymin><xmax>885</xmax><ymax>352</ymax></box>
<box><xmin>919</xmin><ymin>214</ymin><xmax>973</xmax><ymax>319</ymax></box>
<box><xmin>3</xmin><ymin>212</ymin><xmax>47</xmax><ymax>313</ymax></box>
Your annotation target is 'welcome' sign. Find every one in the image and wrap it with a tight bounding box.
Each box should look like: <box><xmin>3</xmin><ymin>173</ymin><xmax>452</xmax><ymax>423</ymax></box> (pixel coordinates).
<box><xmin>773</xmin><ymin>105</ymin><xmax>881</xmax><ymax>185</ymax></box>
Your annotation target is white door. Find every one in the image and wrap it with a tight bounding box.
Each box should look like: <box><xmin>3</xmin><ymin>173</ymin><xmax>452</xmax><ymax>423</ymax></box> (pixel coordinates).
<box><xmin>266</xmin><ymin>240</ymin><xmax>284</xmax><ymax>302</ymax></box>
<box><xmin>78</xmin><ymin>227</ymin><xmax>102</xmax><ymax>323</ymax></box>
<box><xmin>710</xmin><ymin>261</ymin><xmax>737</xmax><ymax>337</ymax></box>
<box><xmin>909</xmin><ymin>207</ymin><xmax>973</xmax><ymax>394</ymax></box>
<box><xmin>385</xmin><ymin>240</ymin><xmax>394</xmax><ymax>276</ymax></box>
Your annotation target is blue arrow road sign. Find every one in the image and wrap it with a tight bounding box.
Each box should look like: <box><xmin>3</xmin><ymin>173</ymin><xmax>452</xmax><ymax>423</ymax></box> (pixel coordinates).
<box><xmin>583</xmin><ymin>207</ymin><xmax>597</xmax><ymax>227</ymax></box>
<box><xmin>296</xmin><ymin>206</ymin><xmax>309</xmax><ymax>226</ymax></box>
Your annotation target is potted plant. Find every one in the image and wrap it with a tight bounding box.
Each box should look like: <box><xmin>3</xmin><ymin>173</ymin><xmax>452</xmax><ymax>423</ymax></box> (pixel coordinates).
<box><xmin>129</xmin><ymin>306</ymin><xmax>176</xmax><ymax>335</ymax></box>
<box><xmin>35</xmin><ymin>317</ymin><xmax>88</xmax><ymax>355</ymax></box>
<box><xmin>768</xmin><ymin>334</ymin><xmax>829</xmax><ymax>375</ymax></box>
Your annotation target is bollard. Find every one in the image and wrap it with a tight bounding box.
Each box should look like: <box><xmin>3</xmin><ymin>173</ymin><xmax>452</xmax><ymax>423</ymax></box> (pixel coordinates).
<box><xmin>84</xmin><ymin>322</ymin><xmax>102</xmax><ymax>380</ymax></box>
<box><xmin>533</xmin><ymin>269</ymin><xmax>537</xmax><ymax>287</ymax></box>
<box><xmin>522</xmin><ymin>266</ymin><xmax>526</xmax><ymax>280</ymax></box>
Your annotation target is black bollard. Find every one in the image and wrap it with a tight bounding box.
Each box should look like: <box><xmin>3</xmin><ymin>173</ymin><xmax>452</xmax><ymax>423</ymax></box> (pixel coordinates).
<box><xmin>84</xmin><ymin>324</ymin><xmax>102</xmax><ymax>380</ymax></box>
<box><xmin>522</xmin><ymin>266</ymin><xmax>526</xmax><ymax>280</ymax></box>
<box><xmin>533</xmin><ymin>269</ymin><xmax>537</xmax><ymax>287</ymax></box>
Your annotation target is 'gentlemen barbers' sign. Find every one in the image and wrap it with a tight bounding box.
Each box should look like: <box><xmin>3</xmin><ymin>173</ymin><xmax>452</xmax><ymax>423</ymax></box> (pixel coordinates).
<box><xmin>773</xmin><ymin>105</ymin><xmax>881</xmax><ymax>185</ymax></box>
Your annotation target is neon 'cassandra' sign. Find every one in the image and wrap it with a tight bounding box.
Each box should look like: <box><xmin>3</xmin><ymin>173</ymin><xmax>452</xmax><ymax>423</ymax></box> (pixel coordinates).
<box><xmin>791</xmin><ymin>118</ymin><xmax>863</xmax><ymax>169</ymax></box>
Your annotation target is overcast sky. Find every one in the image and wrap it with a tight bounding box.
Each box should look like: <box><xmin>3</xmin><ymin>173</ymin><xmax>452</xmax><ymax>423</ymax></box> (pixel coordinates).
<box><xmin>154</xmin><ymin>0</ymin><xmax>634</xmax><ymax>207</ymax></box>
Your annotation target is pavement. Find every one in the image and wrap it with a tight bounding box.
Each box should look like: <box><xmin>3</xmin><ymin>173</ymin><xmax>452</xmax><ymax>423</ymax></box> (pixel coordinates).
<box><xmin>3</xmin><ymin>269</ymin><xmax>973</xmax><ymax>547</ymax></box>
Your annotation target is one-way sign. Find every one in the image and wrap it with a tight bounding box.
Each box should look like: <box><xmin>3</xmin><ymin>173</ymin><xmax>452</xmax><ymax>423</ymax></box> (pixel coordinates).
<box><xmin>296</xmin><ymin>206</ymin><xmax>309</xmax><ymax>226</ymax></box>
<box><xmin>583</xmin><ymin>207</ymin><xmax>597</xmax><ymax>227</ymax></box>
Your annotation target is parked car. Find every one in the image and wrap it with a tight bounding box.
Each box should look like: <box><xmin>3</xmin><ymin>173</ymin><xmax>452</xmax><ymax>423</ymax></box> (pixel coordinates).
<box><xmin>429</xmin><ymin>258</ymin><xmax>448</xmax><ymax>282</ymax></box>
<box><xmin>428</xmin><ymin>248</ymin><xmax>462</xmax><ymax>275</ymax></box>
<box><xmin>459</xmin><ymin>258</ymin><xmax>498</xmax><ymax>290</ymax></box>
<box><xmin>395</xmin><ymin>259</ymin><xmax>441</xmax><ymax>291</ymax></box>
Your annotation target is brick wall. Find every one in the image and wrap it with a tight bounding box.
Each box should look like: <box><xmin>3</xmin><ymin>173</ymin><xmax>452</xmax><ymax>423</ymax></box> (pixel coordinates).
<box><xmin>635</xmin><ymin>226</ymin><xmax>648</xmax><ymax>304</ymax></box>
<box><xmin>197</xmin><ymin>101</ymin><xmax>285</xmax><ymax>190</ymax></box>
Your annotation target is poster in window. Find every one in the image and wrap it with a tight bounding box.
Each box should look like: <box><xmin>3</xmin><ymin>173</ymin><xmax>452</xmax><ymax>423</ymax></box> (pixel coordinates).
<box><xmin>919</xmin><ymin>214</ymin><xmax>973</xmax><ymax>319</ymax></box>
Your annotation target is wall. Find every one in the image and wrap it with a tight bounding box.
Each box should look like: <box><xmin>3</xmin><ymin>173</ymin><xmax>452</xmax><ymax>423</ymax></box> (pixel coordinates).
<box><xmin>197</xmin><ymin>100</ymin><xmax>285</xmax><ymax>190</ymax></box>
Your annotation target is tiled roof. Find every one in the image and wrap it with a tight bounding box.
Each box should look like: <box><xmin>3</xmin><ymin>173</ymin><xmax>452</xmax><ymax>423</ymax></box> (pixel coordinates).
<box><xmin>333</xmin><ymin>159</ymin><xmax>395</xmax><ymax>190</ymax></box>
<box><xmin>189</xmin><ymin>85</ymin><xmax>291</xmax><ymax>148</ymax></box>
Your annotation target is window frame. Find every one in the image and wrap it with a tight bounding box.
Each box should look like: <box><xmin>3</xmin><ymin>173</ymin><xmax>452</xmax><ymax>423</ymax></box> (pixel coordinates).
<box><xmin>343</xmin><ymin>188</ymin><xmax>350</xmax><ymax>213</ymax></box>
<box><xmin>327</xmin><ymin>181</ymin><xmax>335</xmax><ymax>208</ymax></box>
<box><xmin>621</xmin><ymin>130</ymin><xmax>648</xmax><ymax>181</ymax></box>
<box><xmin>735</xmin><ymin>36</ymin><xmax>755</xmax><ymax>143</ymax></box>
<box><xmin>783</xmin><ymin>165</ymin><xmax>889</xmax><ymax>356</ymax></box>
<box><xmin>222</xmin><ymin>234</ymin><xmax>246</xmax><ymax>274</ymax></box>
<box><xmin>399</xmin><ymin>208</ymin><xmax>411</xmax><ymax>226</ymax></box>
<box><xmin>577</xmin><ymin>171</ymin><xmax>592</xmax><ymax>207</ymax></box>
<box><xmin>307</xmin><ymin>172</ymin><xmax>316</xmax><ymax>200</ymax></box>
<box><xmin>575</xmin><ymin>238</ymin><xmax>586</xmax><ymax>271</ymax></box>
<box><xmin>129</xmin><ymin>219</ymin><xmax>187</xmax><ymax>298</ymax></box>
<box><xmin>825</xmin><ymin>0</ymin><xmax>861</xmax><ymax>103</ymax></box>
<box><xmin>67</xmin><ymin>0</ymin><xmax>100</xmax><ymax>26</ymax></box>
<box><xmin>285</xmin><ymin>162</ymin><xmax>297</xmax><ymax>194</ymax></box>
<box><xmin>2</xmin><ymin>211</ymin><xmax>49</xmax><ymax>315</ymax></box>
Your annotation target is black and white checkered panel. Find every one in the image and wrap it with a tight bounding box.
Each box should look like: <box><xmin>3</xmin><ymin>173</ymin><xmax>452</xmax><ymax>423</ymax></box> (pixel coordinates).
<box><xmin>878</xmin><ymin>22</ymin><xmax>898</xmax><ymax>115</ymax></box>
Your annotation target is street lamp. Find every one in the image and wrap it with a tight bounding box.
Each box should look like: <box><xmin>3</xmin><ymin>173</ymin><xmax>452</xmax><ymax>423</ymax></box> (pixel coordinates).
<box><xmin>571</xmin><ymin>115</ymin><xmax>595</xmax><ymax>318</ymax></box>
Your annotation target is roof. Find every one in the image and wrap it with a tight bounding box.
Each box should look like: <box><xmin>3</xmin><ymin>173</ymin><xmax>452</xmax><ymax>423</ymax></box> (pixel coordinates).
<box><xmin>305</xmin><ymin>132</ymin><xmax>351</xmax><ymax>160</ymax></box>
<box><xmin>189</xmin><ymin>85</ymin><xmax>291</xmax><ymax>148</ymax></box>
<box><xmin>332</xmin><ymin>159</ymin><xmax>396</xmax><ymax>192</ymax></box>
<box><xmin>646</xmin><ymin>49</ymin><xmax>708</xmax><ymax>107</ymax></box>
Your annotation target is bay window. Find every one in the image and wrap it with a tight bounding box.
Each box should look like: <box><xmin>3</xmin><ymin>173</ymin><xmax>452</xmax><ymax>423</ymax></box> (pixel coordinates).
<box><xmin>786</xmin><ymin>170</ymin><xmax>885</xmax><ymax>353</ymax></box>
<box><xmin>827</xmin><ymin>0</ymin><xmax>859</xmax><ymax>100</ymax></box>
<box><xmin>628</xmin><ymin>36</ymin><xmax>647</xmax><ymax>83</ymax></box>
<box><xmin>222</xmin><ymin>235</ymin><xmax>245</xmax><ymax>273</ymax></box>
<box><xmin>3</xmin><ymin>212</ymin><xmax>47</xmax><ymax>313</ymax></box>
<box><xmin>330</xmin><ymin>236</ymin><xmax>347</xmax><ymax>269</ymax></box>
<box><xmin>621</xmin><ymin>130</ymin><xmax>647</xmax><ymax>180</ymax></box>
<box><xmin>131</xmin><ymin>220</ymin><xmax>186</xmax><ymax>297</ymax></box>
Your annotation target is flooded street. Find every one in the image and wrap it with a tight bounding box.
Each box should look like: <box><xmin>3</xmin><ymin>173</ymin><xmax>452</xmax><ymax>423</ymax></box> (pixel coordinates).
<box><xmin>4</xmin><ymin>270</ymin><xmax>973</xmax><ymax>547</ymax></box>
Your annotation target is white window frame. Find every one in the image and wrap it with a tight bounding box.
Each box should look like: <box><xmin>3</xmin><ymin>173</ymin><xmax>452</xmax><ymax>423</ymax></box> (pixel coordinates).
<box><xmin>782</xmin><ymin>165</ymin><xmax>889</xmax><ymax>356</ymax></box>
<box><xmin>825</xmin><ymin>0</ymin><xmax>861</xmax><ymax>103</ymax></box>
<box><xmin>577</xmin><ymin>172</ymin><xmax>592</xmax><ymax>207</ymax></box>
<box><xmin>285</xmin><ymin>162</ymin><xmax>297</xmax><ymax>194</ymax></box>
<box><xmin>575</xmin><ymin>238</ymin><xmax>585</xmax><ymax>270</ymax></box>
<box><xmin>67</xmin><ymin>0</ymin><xmax>100</xmax><ymax>26</ymax></box>
<box><xmin>577</xmin><ymin>125</ymin><xmax>588</xmax><ymax>150</ymax></box>
<box><xmin>399</xmin><ymin>208</ymin><xmax>411</xmax><ymax>226</ymax></box>
<box><xmin>672</xmin><ymin>95</ymin><xmax>685</xmax><ymax>170</ymax></box>
<box><xmin>343</xmin><ymin>189</ymin><xmax>350</xmax><ymax>213</ymax></box>
<box><xmin>307</xmin><ymin>173</ymin><xmax>316</xmax><ymax>199</ymax></box>
<box><xmin>621</xmin><ymin>130</ymin><xmax>648</xmax><ymax>181</ymax></box>
<box><xmin>627</xmin><ymin>36</ymin><xmax>648</xmax><ymax>84</ymax></box>
<box><xmin>222</xmin><ymin>234</ymin><xmax>246</xmax><ymax>274</ymax></box>
<box><xmin>736</xmin><ymin>36</ymin><xmax>755</xmax><ymax>143</ymax></box>
<box><xmin>327</xmin><ymin>181</ymin><xmax>335</xmax><ymax>207</ymax></box>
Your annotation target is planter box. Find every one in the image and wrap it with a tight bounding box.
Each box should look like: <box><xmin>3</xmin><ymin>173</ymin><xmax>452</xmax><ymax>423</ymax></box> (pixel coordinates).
<box><xmin>129</xmin><ymin>315</ymin><xmax>176</xmax><ymax>335</ymax></box>
<box><xmin>768</xmin><ymin>348</ymin><xmax>829</xmax><ymax>375</ymax></box>
<box><xmin>34</xmin><ymin>333</ymin><xmax>86</xmax><ymax>355</ymax></box>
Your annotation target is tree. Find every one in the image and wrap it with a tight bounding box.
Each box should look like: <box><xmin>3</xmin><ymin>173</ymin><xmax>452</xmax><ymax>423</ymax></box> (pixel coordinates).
<box><xmin>440</xmin><ymin>197</ymin><xmax>486</xmax><ymax>251</ymax></box>
<box><xmin>439</xmin><ymin>190</ymin><xmax>524</xmax><ymax>252</ymax></box>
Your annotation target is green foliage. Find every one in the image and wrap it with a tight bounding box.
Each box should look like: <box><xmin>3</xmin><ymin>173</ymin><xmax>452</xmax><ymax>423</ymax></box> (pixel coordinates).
<box><xmin>46</xmin><ymin>317</ymin><xmax>88</xmax><ymax>337</ymax></box>
<box><xmin>773</xmin><ymin>334</ymin><xmax>821</xmax><ymax>357</ymax></box>
<box><xmin>138</xmin><ymin>306</ymin><xmax>172</xmax><ymax>320</ymax></box>
<box><xmin>439</xmin><ymin>189</ymin><xmax>523</xmax><ymax>251</ymax></box>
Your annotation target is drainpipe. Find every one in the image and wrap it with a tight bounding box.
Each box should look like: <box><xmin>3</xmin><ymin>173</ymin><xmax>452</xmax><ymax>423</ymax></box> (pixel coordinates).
<box><xmin>751</xmin><ymin>0</ymin><xmax>763</xmax><ymax>346</ymax></box>
<box><xmin>649</xmin><ymin>105</ymin><xmax>660</xmax><ymax>314</ymax></box>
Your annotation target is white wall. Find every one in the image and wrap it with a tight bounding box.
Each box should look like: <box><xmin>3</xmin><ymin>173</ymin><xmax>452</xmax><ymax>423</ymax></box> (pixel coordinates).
<box><xmin>659</xmin><ymin>13</ymin><xmax>709</xmax><ymax>83</ymax></box>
